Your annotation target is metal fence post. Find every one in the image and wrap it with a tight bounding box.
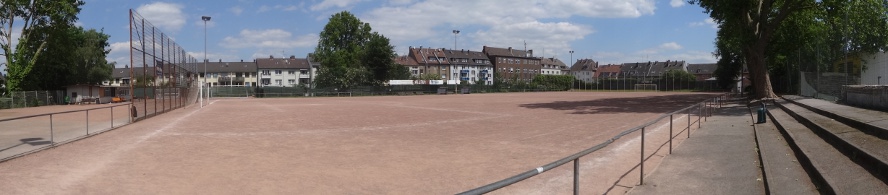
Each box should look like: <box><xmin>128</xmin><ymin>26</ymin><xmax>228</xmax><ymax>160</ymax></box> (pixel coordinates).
<box><xmin>86</xmin><ymin>110</ymin><xmax>90</xmax><ymax>134</ymax></box>
<box><xmin>50</xmin><ymin>114</ymin><xmax>54</xmax><ymax>145</ymax></box>
<box><xmin>669</xmin><ymin>114</ymin><xmax>673</xmax><ymax>154</ymax></box>
<box><xmin>111</xmin><ymin>106</ymin><xmax>114</xmax><ymax>128</ymax></box>
<box><xmin>574</xmin><ymin>158</ymin><xmax>579</xmax><ymax>195</ymax></box>
<box><xmin>640</xmin><ymin>126</ymin><xmax>645</xmax><ymax>185</ymax></box>
<box><xmin>688</xmin><ymin>108</ymin><xmax>691</xmax><ymax>138</ymax></box>
<box><xmin>698</xmin><ymin>104</ymin><xmax>702</xmax><ymax>129</ymax></box>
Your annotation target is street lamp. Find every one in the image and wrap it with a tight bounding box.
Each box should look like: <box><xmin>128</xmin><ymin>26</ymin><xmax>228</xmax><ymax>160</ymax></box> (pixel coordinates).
<box><xmin>201</xmin><ymin>15</ymin><xmax>210</xmax><ymax>107</ymax></box>
<box><xmin>569</xmin><ymin>50</ymin><xmax>574</xmax><ymax>91</ymax></box>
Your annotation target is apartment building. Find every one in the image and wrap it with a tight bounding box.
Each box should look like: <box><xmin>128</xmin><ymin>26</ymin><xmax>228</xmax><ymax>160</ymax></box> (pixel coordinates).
<box><xmin>256</xmin><ymin>55</ymin><xmax>311</xmax><ymax>87</ymax></box>
<box><xmin>442</xmin><ymin>49</ymin><xmax>494</xmax><ymax>85</ymax></box>
<box><xmin>571</xmin><ymin>59</ymin><xmax>598</xmax><ymax>82</ymax></box>
<box><xmin>595</xmin><ymin>64</ymin><xmax>622</xmax><ymax>79</ymax></box>
<box><xmin>483</xmin><ymin>46</ymin><xmax>540</xmax><ymax>82</ymax></box>
<box><xmin>540</xmin><ymin>57</ymin><xmax>569</xmax><ymax>75</ymax></box>
<box><xmin>394</xmin><ymin>55</ymin><xmax>420</xmax><ymax>77</ymax></box>
<box><xmin>619</xmin><ymin>60</ymin><xmax>688</xmax><ymax>81</ymax></box>
<box><xmin>687</xmin><ymin>63</ymin><xmax>718</xmax><ymax>81</ymax></box>
<box><xmin>408</xmin><ymin>47</ymin><xmax>452</xmax><ymax>79</ymax></box>
<box><xmin>202</xmin><ymin>60</ymin><xmax>257</xmax><ymax>86</ymax></box>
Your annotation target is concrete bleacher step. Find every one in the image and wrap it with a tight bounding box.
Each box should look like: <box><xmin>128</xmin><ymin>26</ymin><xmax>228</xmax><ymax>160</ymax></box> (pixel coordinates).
<box><xmin>753</xmin><ymin>116</ymin><xmax>817</xmax><ymax>194</ymax></box>
<box><xmin>783</xmin><ymin>95</ymin><xmax>888</xmax><ymax>140</ymax></box>
<box><xmin>770</xmin><ymin>100</ymin><xmax>888</xmax><ymax>194</ymax></box>
<box><xmin>778</xmin><ymin>99</ymin><xmax>888</xmax><ymax>183</ymax></box>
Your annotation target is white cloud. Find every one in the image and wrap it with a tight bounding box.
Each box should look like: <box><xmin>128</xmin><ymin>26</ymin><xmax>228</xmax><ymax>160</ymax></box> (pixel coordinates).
<box><xmin>689</xmin><ymin>18</ymin><xmax>717</xmax><ymax>29</ymax></box>
<box><xmin>221</xmin><ymin>29</ymin><xmax>318</xmax><ymax>49</ymax></box>
<box><xmin>135</xmin><ymin>2</ymin><xmax>186</xmax><ymax>32</ymax></box>
<box><xmin>275</xmin><ymin>5</ymin><xmax>302</xmax><ymax>11</ymax></box>
<box><xmin>230</xmin><ymin>6</ymin><xmax>243</xmax><ymax>16</ymax></box>
<box><xmin>388</xmin><ymin>0</ymin><xmax>412</xmax><ymax>5</ymax></box>
<box><xmin>106</xmin><ymin>41</ymin><xmax>131</xmax><ymax>66</ymax></box>
<box><xmin>474</xmin><ymin>21</ymin><xmax>593</xmax><ymax>56</ymax></box>
<box><xmin>311</xmin><ymin>0</ymin><xmax>366</xmax><ymax>11</ymax></box>
<box><xmin>659</xmin><ymin>42</ymin><xmax>683</xmax><ymax>50</ymax></box>
<box><xmin>257</xmin><ymin>5</ymin><xmax>271</xmax><ymax>13</ymax></box>
<box><xmin>670</xmin><ymin>0</ymin><xmax>684</xmax><ymax>8</ymax></box>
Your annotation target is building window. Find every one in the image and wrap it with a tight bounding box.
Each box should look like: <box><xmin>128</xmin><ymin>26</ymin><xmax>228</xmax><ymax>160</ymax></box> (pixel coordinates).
<box><xmin>300</xmin><ymin>70</ymin><xmax>308</xmax><ymax>75</ymax></box>
<box><xmin>288</xmin><ymin>70</ymin><xmax>295</xmax><ymax>75</ymax></box>
<box><xmin>275</xmin><ymin>70</ymin><xmax>282</xmax><ymax>75</ymax></box>
<box><xmin>261</xmin><ymin>70</ymin><xmax>270</xmax><ymax>75</ymax></box>
<box><xmin>288</xmin><ymin>79</ymin><xmax>295</xmax><ymax>84</ymax></box>
<box><xmin>275</xmin><ymin>79</ymin><xmax>282</xmax><ymax>85</ymax></box>
<box><xmin>412</xmin><ymin>70</ymin><xmax>418</xmax><ymax>74</ymax></box>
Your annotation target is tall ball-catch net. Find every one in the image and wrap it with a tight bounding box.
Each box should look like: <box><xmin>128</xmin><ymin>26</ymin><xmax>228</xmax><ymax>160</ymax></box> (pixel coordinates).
<box><xmin>130</xmin><ymin>9</ymin><xmax>200</xmax><ymax>120</ymax></box>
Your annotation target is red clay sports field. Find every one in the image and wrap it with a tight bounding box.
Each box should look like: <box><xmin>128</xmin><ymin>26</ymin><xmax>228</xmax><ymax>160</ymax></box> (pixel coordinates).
<box><xmin>0</xmin><ymin>92</ymin><xmax>718</xmax><ymax>194</ymax></box>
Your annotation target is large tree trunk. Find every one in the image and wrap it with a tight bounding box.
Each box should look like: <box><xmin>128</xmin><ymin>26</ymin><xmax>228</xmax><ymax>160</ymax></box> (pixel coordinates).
<box><xmin>744</xmin><ymin>46</ymin><xmax>778</xmax><ymax>99</ymax></box>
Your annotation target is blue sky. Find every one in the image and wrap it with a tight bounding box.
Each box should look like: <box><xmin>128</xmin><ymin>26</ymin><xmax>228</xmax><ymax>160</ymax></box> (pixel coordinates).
<box><xmin>79</xmin><ymin>0</ymin><xmax>719</xmax><ymax>68</ymax></box>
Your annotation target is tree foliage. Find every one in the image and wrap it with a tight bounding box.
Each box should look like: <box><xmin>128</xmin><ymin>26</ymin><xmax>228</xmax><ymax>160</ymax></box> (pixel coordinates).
<box><xmin>1</xmin><ymin>0</ymin><xmax>84</xmax><ymax>93</ymax></box>
<box><xmin>363</xmin><ymin>32</ymin><xmax>399</xmax><ymax>84</ymax></box>
<box><xmin>531</xmin><ymin>74</ymin><xmax>572</xmax><ymax>90</ymax></box>
<box><xmin>24</xmin><ymin>27</ymin><xmax>113</xmax><ymax>90</ymax></box>
<box><xmin>691</xmin><ymin>0</ymin><xmax>888</xmax><ymax>98</ymax></box>
<box><xmin>663</xmin><ymin>69</ymin><xmax>696</xmax><ymax>82</ymax></box>
<box><xmin>314</xmin><ymin>11</ymin><xmax>400</xmax><ymax>89</ymax></box>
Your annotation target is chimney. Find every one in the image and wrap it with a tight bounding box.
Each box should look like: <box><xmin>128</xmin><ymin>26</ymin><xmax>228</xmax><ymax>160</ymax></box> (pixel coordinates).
<box><xmin>270</xmin><ymin>55</ymin><xmax>274</xmax><ymax>59</ymax></box>
<box><xmin>528</xmin><ymin>49</ymin><xmax>533</xmax><ymax>57</ymax></box>
<box><xmin>290</xmin><ymin>55</ymin><xmax>296</xmax><ymax>59</ymax></box>
<box><xmin>241</xmin><ymin>59</ymin><xmax>244</xmax><ymax>62</ymax></box>
<box><xmin>219</xmin><ymin>59</ymin><xmax>222</xmax><ymax>62</ymax></box>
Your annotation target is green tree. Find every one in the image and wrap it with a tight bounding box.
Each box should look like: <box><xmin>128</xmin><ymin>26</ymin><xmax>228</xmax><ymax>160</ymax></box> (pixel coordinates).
<box><xmin>1</xmin><ymin>0</ymin><xmax>84</xmax><ymax>93</ymax></box>
<box><xmin>663</xmin><ymin>69</ymin><xmax>695</xmax><ymax>82</ymax></box>
<box><xmin>388</xmin><ymin>63</ymin><xmax>411</xmax><ymax>80</ymax></box>
<box><xmin>691</xmin><ymin>0</ymin><xmax>888</xmax><ymax>99</ymax></box>
<box><xmin>26</xmin><ymin>27</ymin><xmax>113</xmax><ymax>89</ymax></box>
<box><xmin>531</xmin><ymin>75</ymin><xmax>573</xmax><ymax>91</ymax></box>
<box><xmin>363</xmin><ymin>32</ymin><xmax>397</xmax><ymax>84</ymax></box>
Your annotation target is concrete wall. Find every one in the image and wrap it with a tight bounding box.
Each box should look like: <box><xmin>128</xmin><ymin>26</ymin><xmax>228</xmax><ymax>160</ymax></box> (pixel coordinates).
<box><xmin>860</xmin><ymin>52</ymin><xmax>888</xmax><ymax>85</ymax></box>
<box><xmin>842</xmin><ymin>85</ymin><xmax>888</xmax><ymax>111</ymax></box>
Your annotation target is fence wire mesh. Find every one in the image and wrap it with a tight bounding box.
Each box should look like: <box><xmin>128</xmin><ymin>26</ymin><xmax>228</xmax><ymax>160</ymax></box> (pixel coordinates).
<box><xmin>0</xmin><ymin>90</ymin><xmax>65</xmax><ymax>109</ymax></box>
<box><xmin>129</xmin><ymin>9</ymin><xmax>199</xmax><ymax>120</ymax></box>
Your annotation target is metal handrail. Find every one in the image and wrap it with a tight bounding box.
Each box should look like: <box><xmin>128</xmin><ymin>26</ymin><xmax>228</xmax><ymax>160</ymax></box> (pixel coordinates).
<box><xmin>0</xmin><ymin>103</ymin><xmax>133</xmax><ymax>123</ymax></box>
<box><xmin>458</xmin><ymin>93</ymin><xmax>728</xmax><ymax>195</ymax></box>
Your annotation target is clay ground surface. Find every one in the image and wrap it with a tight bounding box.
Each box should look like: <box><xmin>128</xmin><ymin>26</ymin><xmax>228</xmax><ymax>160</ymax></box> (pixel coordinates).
<box><xmin>0</xmin><ymin>92</ymin><xmax>718</xmax><ymax>194</ymax></box>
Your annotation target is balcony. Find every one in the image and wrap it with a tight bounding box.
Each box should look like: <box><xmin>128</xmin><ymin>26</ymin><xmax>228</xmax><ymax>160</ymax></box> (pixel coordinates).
<box><xmin>259</xmin><ymin>73</ymin><xmax>272</xmax><ymax>78</ymax></box>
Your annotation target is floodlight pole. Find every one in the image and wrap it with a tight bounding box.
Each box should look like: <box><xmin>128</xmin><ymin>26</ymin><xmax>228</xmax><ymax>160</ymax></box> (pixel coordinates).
<box><xmin>453</xmin><ymin>30</ymin><xmax>460</xmax><ymax>94</ymax></box>
<box><xmin>570</xmin><ymin>50</ymin><xmax>574</xmax><ymax>91</ymax></box>
<box><xmin>202</xmin><ymin>16</ymin><xmax>211</xmax><ymax>107</ymax></box>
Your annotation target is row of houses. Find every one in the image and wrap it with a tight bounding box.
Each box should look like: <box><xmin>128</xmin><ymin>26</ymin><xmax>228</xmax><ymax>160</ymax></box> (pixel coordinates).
<box><xmin>105</xmin><ymin>54</ymin><xmax>320</xmax><ymax>88</ymax></box>
<box><xmin>394</xmin><ymin>46</ymin><xmax>570</xmax><ymax>85</ymax></box>
<box><xmin>101</xmin><ymin>45</ymin><xmax>720</xmax><ymax>88</ymax></box>
<box><xmin>569</xmin><ymin>59</ymin><xmax>720</xmax><ymax>82</ymax></box>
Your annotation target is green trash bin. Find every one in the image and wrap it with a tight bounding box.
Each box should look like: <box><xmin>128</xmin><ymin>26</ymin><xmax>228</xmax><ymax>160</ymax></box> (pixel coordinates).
<box><xmin>756</xmin><ymin>103</ymin><xmax>767</xmax><ymax>124</ymax></box>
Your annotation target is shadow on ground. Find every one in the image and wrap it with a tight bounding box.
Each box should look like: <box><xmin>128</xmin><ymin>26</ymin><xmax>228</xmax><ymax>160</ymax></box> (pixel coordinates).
<box><xmin>519</xmin><ymin>94</ymin><xmax>735</xmax><ymax>115</ymax></box>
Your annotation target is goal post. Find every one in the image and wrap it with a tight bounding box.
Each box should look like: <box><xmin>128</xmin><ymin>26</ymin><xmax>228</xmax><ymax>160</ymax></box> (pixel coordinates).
<box><xmin>634</xmin><ymin>84</ymin><xmax>658</xmax><ymax>91</ymax></box>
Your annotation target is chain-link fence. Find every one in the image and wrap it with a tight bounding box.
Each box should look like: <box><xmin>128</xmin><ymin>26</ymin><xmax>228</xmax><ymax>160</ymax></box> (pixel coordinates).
<box><xmin>0</xmin><ymin>90</ymin><xmax>65</xmax><ymax>109</ymax></box>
